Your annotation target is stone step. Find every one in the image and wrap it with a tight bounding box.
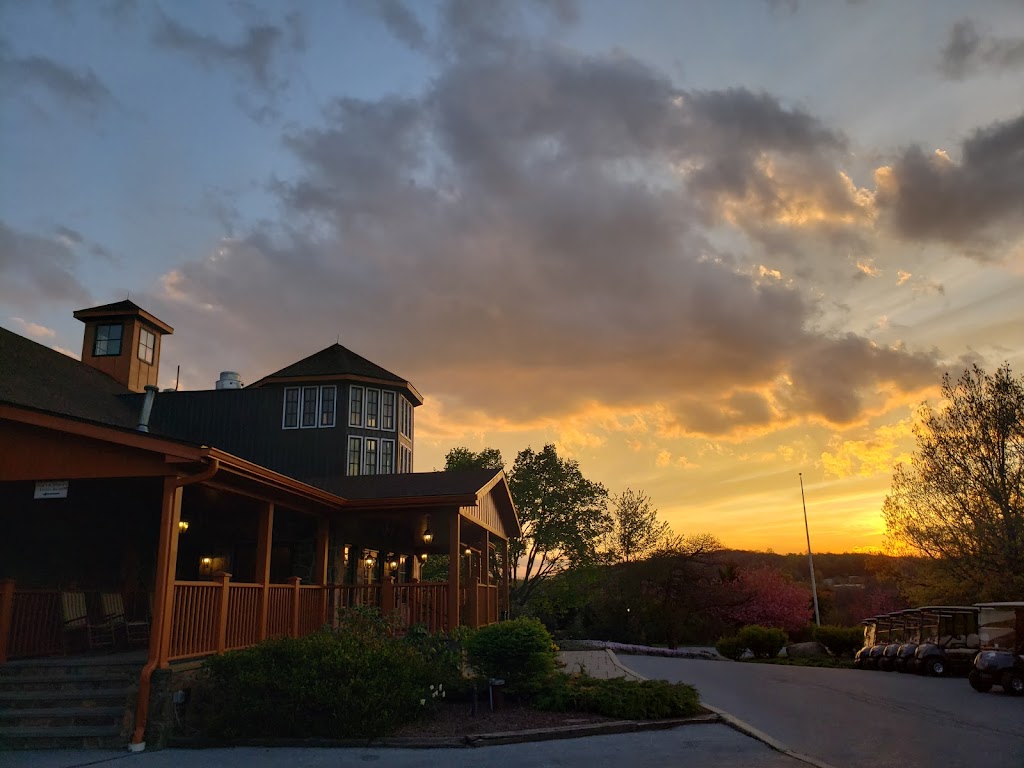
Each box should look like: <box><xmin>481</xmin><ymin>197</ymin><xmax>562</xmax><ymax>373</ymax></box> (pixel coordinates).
<box><xmin>0</xmin><ymin>724</ymin><xmax>125</xmax><ymax>750</ymax></box>
<box><xmin>0</xmin><ymin>665</ymin><xmax>142</xmax><ymax>680</ymax></box>
<box><xmin>0</xmin><ymin>688</ymin><xmax>130</xmax><ymax>707</ymax></box>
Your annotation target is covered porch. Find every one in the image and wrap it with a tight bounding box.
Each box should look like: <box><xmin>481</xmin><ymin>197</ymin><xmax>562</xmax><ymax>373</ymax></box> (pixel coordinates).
<box><xmin>0</xmin><ymin>407</ymin><xmax>517</xmax><ymax>668</ymax></box>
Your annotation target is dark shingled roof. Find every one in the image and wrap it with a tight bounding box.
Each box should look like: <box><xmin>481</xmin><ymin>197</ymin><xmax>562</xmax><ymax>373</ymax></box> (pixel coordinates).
<box><xmin>307</xmin><ymin>469</ymin><xmax>504</xmax><ymax>501</ymax></box>
<box><xmin>76</xmin><ymin>299</ymin><xmax>143</xmax><ymax>314</ymax></box>
<box><xmin>256</xmin><ymin>344</ymin><xmax>407</xmax><ymax>384</ymax></box>
<box><xmin>0</xmin><ymin>326</ymin><xmax>137</xmax><ymax>428</ymax></box>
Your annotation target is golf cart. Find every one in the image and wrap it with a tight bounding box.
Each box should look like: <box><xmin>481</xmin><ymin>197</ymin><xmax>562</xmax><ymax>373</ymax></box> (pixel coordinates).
<box><xmin>894</xmin><ymin>608</ymin><xmax>923</xmax><ymax>673</ymax></box>
<box><xmin>879</xmin><ymin>610</ymin><xmax>909</xmax><ymax>672</ymax></box>
<box><xmin>969</xmin><ymin>602</ymin><xmax>1024</xmax><ymax>696</ymax></box>
<box><xmin>854</xmin><ymin>617</ymin><xmax>877</xmax><ymax>669</ymax></box>
<box><xmin>912</xmin><ymin>606</ymin><xmax>980</xmax><ymax>677</ymax></box>
<box><xmin>866</xmin><ymin>614</ymin><xmax>893</xmax><ymax>670</ymax></box>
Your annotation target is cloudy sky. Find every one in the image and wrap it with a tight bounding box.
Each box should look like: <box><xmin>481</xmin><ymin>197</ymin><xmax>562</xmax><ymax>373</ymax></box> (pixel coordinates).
<box><xmin>3</xmin><ymin>0</ymin><xmax>1023</xmax><ymax>554</ymax></box>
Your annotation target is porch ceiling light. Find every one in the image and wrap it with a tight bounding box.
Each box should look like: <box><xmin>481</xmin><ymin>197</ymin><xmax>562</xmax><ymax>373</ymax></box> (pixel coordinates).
<box><xmin>178</xmin><ymin>520</ymin><xmax>190</xmax><ymax>533</ymax></box>
<box><xmin>422</xmin><ymin>516</ymin><xmax>433</xmax><ymax>545</ymax></box>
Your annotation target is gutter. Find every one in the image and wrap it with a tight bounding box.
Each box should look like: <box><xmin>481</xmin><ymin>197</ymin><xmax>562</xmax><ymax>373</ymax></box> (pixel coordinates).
<box><xmin>129</xmin><ymin>457</ymin><xmax>220</xmax><ymax>752</ymax></box>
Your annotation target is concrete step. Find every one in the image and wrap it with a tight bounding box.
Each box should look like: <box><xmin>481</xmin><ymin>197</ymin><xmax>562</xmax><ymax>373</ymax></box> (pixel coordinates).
<box><xmin>0</xmin><ymin>706</ymin><xmax>124</xmax><ymax>726</ymax></box>
<box><xmin>0</xmin><ymin>724</ymin><xmax>125</xmax><ymax>750</ymax></box>
<box><xmin>0</xmin><ymin>688</ymin><xmax>130</xmax><ymax>707</ymax></box>
<box><xmin>0</xmin><ymin>674</ymin><xmax>134</xmax><ymax>692</ymax></box>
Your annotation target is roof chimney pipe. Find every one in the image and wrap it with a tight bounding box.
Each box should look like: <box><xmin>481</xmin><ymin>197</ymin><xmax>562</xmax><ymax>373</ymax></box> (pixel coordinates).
<box><xmin>137</xmin><ymin>385</ymin><xmax>159</xmax><ymax>432</ymax></box>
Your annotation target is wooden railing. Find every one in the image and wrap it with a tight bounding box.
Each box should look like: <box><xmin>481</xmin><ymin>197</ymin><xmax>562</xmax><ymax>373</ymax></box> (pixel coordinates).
<box><xmin>0</xmin><ymin>582</ymin><xmax>62</xmax><ymax>662</ymax></box>
<box><xmin>1</xmin><ymin>576</ymin><xmax>493</xmax><ymax>664</ymax></box>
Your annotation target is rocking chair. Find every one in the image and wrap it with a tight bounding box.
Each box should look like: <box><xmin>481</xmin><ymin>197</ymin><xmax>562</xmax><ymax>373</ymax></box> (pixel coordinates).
<box><xmin>100</xmin><ymin>592</ymin><xmax>150</xmax><ymax>647</ymax></box>
<box><xmin>61</xmin><ymin>591</ymin><xmax>115</xmax><ymax>652</ymax></box>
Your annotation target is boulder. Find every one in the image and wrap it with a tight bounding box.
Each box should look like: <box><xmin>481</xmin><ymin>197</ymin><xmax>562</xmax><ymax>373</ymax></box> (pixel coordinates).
<box><xmin>785</xmin><ymin>641</ymin><xmax>831</xmax><ymax>658</ymax></box>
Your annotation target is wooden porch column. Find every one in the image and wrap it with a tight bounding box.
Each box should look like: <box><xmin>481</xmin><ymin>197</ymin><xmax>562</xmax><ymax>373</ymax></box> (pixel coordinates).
<box><xmin>0</xmin><ymin>578</ymin><xmax>15</xmax><ymax>664</ymax></box>
<box><xmin>288</xmin><ymin>576</ymin><xmax>301</xmax><ymax>637</ymax></box>
<box><xmin>447</xmin><ymin>512</ymin><xmax>460</xmax><ymax>630</ymax></box>
<box><xmin>153</xmin><ymin>477</ymin><xmax>184</xmax><ymax>668</ymax></box>
<box><xmin>501</xmin><ymin>538</ymin><xmax>511</xmax><ymax>621</ymax></box>
<box><xmin>215</xmin><ymin>572</ymin><xmax>232</xmax><ymax>653</ymax></box>
<box><xmin>313</xmin><ymin>517</ymin><xmax>330</xmax><ymax>626</ymax></box>
<box><xmin>256</xmin><ymin>502</ymin><xmax>274</xmax><ymax>641</ymax></box>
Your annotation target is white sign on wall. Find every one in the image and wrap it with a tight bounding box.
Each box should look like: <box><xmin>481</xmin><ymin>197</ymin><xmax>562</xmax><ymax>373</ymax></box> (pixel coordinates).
<box><xmin>34</xmin><ymin>480</ymin><xmax>69</xmax><ymax>499</ymax></box>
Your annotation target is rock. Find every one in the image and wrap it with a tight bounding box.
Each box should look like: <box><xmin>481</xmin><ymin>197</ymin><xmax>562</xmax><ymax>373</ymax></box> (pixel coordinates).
<box><xmin>785</xmin><ymin>641</ymin><xmax>831</xmax><ymax>658</ymax></box>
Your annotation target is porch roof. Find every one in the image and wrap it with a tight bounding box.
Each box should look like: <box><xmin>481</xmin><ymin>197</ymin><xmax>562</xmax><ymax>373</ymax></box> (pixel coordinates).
<box><xmin>308</xmin><ymin>469</ymin><xmax>521</xmax><ymax>538</ymax></box>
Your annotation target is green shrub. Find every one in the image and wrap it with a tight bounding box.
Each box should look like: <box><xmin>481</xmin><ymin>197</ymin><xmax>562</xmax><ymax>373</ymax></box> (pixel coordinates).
<box><xmin>534</xmin><ymin>674</ymin><xmax>701</xmax><ymax>719</ymax></box>
<box><xmin>202</xmin><ymin>622</ymin><xmax>437</xmax><ymax>739</ymax></box>
<box><xmin>715</xmin><ymin>635</ymin><xmax>746</xmax><ymax>660</ymax></box>
<box><xmin>464</xmin><ymin>617</ymin><xmax>558</xmax><ymax>695</ymax></box>
<box><xmin>737</xmin><ymin>625</ymin><xmax>788</xmax><ymax>658</ymax></box>
<box><xmin>812</xmin><ymin>625</ymin><xmax>864</xmax><ymax>658</ymax></box>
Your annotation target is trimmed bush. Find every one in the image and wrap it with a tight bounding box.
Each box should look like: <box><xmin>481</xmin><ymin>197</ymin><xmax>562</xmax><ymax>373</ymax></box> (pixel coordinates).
<box><xmin>464</xmin><ymin>617</ymin><xmax>558</xmax><ymax>695</ymax></box>
<box><xmin>534</xmin><ymin>674</ymin><xmax>701</xmax><ymax>719</ymax></box>
<box><xmin>201</xmin><ymin>615</ymin><xmax>440</xmax><ymax>739</ymax></box>
<box><xmin>715</xmin><ymin>635</ymin><xmax>746</xmax><ymax>660</ymax></box>
<box><xmin>737</xmin><ymin>624</ymin><xmax>788</xmax><ymax>658</ymax></box>
<box><xmin>812</xmin><ymin>625</ymin><xmax>864</xmax><ymax>658</ymax></box>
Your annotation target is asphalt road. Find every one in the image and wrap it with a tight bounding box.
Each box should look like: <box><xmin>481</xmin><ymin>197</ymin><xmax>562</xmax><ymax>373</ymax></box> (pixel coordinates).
<box><xmin>622</xmin><ymin>655</ymin><xmax>1024</xmax><ymax>768</ymax></box>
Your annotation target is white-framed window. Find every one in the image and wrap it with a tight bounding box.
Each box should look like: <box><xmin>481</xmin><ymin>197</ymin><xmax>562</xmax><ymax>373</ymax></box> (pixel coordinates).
<box><xmin>366</xmin><ymin>388</ymin><xmax>380</xmax><ymax>429</ymax></box>
<box><xmin>349</xmin><ymin>386</ymin><xmax>364</xmax><ymax>426</ymax></box>
<box><xmin>93</xmin><ymin>323</ymin><xmax>122</xmax><ymax>356</ymax></box>
<box><xmin>138</xmin><ymin>328</ymin><xmax>156</xmax><ymax>364</ymax></box>
<box><xmin>301</xmin><ymin>386</ymin><xmax>319</xmax><ymax>428</ymax></box>
<box><xmin>282</xmin><ymin>385</ymin><xmax>338</xmax><ymax>430</ymax></box>
<box><xmin>381</xmin><ymin>391</ymin><xmax>395</xmax><ymax>431</ymax></box>
<box><xmin>380</xmin><ymin>439</ymin><xmax>395</xmax><ymax>474</ymax></box>
<box><xmin>320</xmin><ymin>385</ymin><xmax>337</xmax><ymax>427</ymax></box>
<box><xmin>282</xmin><ymin>387</ymin><xmax>300</xmax><ymax>429</ymax></box>
<box><xmin>399</xmin><ymin>397</ymin><xmax>414</xmax><ymax>439</ymax></box>
<box><xmin>364</xmin><ymin>438</ymin><xmax>378</xmax><ymax>475</ymax></box>
<box><xmin>399</xmin><ymin>445</ymin><xmax>412</xmax><ymax>473</ymax></box>
<box><xmin>348</xmin><ymin>436</ymin><xmax>362</xmax><ymax>476</ymax></box>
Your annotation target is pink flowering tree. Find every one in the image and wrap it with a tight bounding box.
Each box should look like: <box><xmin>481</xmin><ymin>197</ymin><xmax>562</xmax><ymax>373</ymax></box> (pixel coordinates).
<box><xmin>725</xmin><ymin>565</ymin><xmax>813</xmax><ymax>634</ymax></box>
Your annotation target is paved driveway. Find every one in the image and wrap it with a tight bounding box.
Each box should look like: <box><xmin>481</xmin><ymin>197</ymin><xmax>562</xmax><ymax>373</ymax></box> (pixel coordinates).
<box><xmin>621</xmin><ymin>655</ymin><xmax>1024</xmax><ymax>768</ymax></box>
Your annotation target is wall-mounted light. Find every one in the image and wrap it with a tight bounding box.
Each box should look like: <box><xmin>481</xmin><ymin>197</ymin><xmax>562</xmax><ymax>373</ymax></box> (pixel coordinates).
<box><xmin>363</xmin><ymin>550</ymin><xmax>375</xmax><ymax>568</ymax></box>
<box><xmin>199</xmin><ymin>556</ymin><xmax>213</xmax><ymax>576</ymax></box>
<box><xmin>464</xmin><ymin>547</ymin><xmax>472</xmax><ymax>557</ymax></box>
<box><xmin>178</xmin><ymin>520</ymin><xmax>190</xmax><ymax>533</ymax></box>
<box><xmin>422</xmin><ymin>515</ymin><xmax>433</xmax><ymax>545</ymax></box>
<box><xmin>418</xmin><ymin>553</ymin><xmax>428</xmax><ymax>563</ymax></box>
<box><xmin>388</xmin><ymin>553</ymin><xmax>398</xmax><ymax>570</ymax></box>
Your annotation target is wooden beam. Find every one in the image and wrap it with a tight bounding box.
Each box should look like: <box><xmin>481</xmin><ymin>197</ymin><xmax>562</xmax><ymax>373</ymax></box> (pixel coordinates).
<box><xmin>153</xmin><ymin>477</ymin><xmax>183</xmax><ymax>669</ymax></box>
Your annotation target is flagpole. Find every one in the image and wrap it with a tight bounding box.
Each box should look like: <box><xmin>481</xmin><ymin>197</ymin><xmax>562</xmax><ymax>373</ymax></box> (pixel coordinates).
<box><xmin>799</xmin><ymin>472</ymin><xmax>821</xmax><ymax>627</ymax></box>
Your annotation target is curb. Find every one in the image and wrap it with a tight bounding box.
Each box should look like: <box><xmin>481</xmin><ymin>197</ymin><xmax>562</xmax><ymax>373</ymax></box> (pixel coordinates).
<box><xmin>610</xmin><ymin>655</ymin><xmax>840</xmax><ymax>768</ymax></box>
<box><xmin>167</xmin><ymin>714</ymin><xmax>721</xmax><ymax>751</ymax></box>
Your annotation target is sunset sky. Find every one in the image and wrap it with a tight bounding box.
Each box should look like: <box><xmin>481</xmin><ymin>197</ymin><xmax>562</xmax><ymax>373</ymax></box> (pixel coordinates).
<box><xmin>2</xmin><ymin>1</ymin><xmax>1023</xmax><ymax>554</ymax></box>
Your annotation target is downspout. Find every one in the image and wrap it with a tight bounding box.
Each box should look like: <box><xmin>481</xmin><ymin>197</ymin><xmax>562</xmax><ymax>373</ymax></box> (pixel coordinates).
<box><xmin>130</xmin><ymin>457</ymin><xmax>219</xmax><ymax>752</ymax></box>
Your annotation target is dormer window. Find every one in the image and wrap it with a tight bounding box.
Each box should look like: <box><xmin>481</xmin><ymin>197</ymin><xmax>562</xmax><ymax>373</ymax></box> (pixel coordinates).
<box><xmin>93</xmin><ymin>324</ymin><xmax>122</xmax><ymax>356</ymax></box>
<box><xmin>138</xmin><ymin>328</ymin><xmax>156</xmax><ymax>364</ymax></box>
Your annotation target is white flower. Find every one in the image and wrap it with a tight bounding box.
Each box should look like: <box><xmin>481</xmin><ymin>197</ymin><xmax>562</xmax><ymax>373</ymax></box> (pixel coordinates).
<box><xmin>429</xmin><ymin>685</ymin><xmax>435</xmax><ymax>691</ymax></box>
<box><xmin>420</xmin><ymin>699</ymin><xmax>426</xmax><ymax>706</ymax></box>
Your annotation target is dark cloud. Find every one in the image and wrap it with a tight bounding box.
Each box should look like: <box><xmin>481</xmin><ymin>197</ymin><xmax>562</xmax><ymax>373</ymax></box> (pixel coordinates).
<box><xmin>0</xmin><ymin>42</ymin><xmax>112</xmax><ymax>114</ymax></box>
<box><xmin>874</xmin><ymin>112</ymin><xmax>1024</xmax><ymax>247</ymax></box>
<box><xmin>941</xmin><ymin>19</ymin><xmax>1024</xmax><ymax>79</ymax></box>
<box><xmin>370</xmin><ymin>0</ymin><xmax>429</xmax><ymax>51</ymax></box>
<box><xmin>0</xmin><ymin>221</ymin><xmax>90</xmax><ymax>309</ymax></box>
<box><xmin>152</xmin><ymin>11</ymin><xmax>299</xmax><ymax>91</ymax></box>
<box><xmin>152</xmin><ymin>7</ymin><xmax>939</xmax><ymax>434</ymax></box>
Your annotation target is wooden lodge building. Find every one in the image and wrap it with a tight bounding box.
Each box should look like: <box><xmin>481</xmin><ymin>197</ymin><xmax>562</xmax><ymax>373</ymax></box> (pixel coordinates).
<box><xmin>0</xmin><ymin>300</ymin><xmax>519</xmax><ymax>749</ymax></box>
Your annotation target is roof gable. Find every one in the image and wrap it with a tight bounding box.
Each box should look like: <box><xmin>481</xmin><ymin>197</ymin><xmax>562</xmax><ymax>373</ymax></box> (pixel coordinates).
<box><xmin>247</xmin><ymin>343</ymin><xmax>422</xmax><ymax>404</ymax></box>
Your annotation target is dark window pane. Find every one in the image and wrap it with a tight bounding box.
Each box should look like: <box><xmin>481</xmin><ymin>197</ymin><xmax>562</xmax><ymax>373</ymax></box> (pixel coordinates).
<box><xmin>283</xmin><ymin>388</ymin><xmax>300</xmax><ymax>429</ymax></box>
<box><xmin>320</xmin><ymin>386</ymin><xmax>336</xmax><ymax>427</ymax></box>
<box><xmin>301</xmin><ymin>387</ymin><xmax>318</xmax><ymax>427</ymax></box>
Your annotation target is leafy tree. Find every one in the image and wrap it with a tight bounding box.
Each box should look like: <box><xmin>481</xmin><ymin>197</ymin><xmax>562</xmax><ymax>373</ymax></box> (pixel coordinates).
<box><xmin>882</xmin><ymin>364</ymin><xmax>1024</xmax><ymax>601</ymax></box>
<box><xmin>507</xmin><ymin>444</ymin><xmax>610</xmax><ymax>609</ymax></box>
<box><xmin>444</xmin><ymin>446</ymin><xmax>505</xmax><ymax>471</ymax></box>
<box><xmin>725</xmin><ymin>565</ymin><xmax>813</xmax><ymax>634</ymax></box>
<box><xmin>605</xmin><ymin>488</ymin><xmax>671</xmax><ymax>563</ymax></box>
